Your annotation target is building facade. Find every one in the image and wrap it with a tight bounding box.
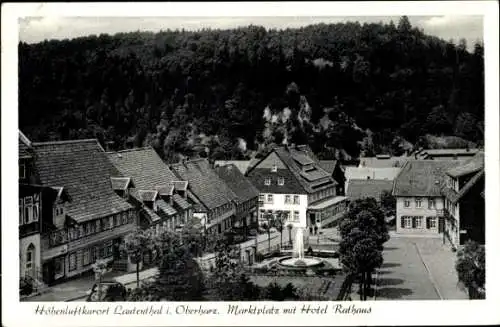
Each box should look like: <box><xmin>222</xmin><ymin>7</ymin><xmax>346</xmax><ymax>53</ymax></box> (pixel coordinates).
<box><xmin>247</xmin><ymin>145</ymin><xmax>345</xmax><ymax>231</ymax></box>
<box><xmin>25</xmin><ymin>137</ymin><xmax>137</xmax><ymax>284</ymax></box>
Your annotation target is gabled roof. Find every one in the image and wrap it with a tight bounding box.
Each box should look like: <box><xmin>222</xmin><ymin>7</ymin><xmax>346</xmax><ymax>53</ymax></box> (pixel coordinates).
<box><xmin>345</xmin><ymin>167</ymin><xmax>401</xmax><ymax>181</ymax></box>
<box><xmin>32</xmin><ymin>139</ymin><xmax>132</xmax><ymax>223</ymax></box>
<box><xmin>248</xmin><ymin>145</ymin><xmax>336</xmax><ymax>194</ymax></box>
<box><xmin>172</xmin><ymin>181</ymin><xmax>189</xmax><ymax>191</ymax></box>
<box><xmin>214</xmin><ymin>160</ymin><xmax>252</xmax><ymax>174</ymax></box>
<box><xmin>170</xmin><ymin>158</ymin><xmax>237</xmax><ymax>210</ymax></box>
<box><xmin>359</xmin><ymin>156</ymin><xmax>408</xmax><ymax>168</ymax></box>
<box><xmin>418</xmin><ymin>148</ymin><xmax>480</xmax><ymax>158</ymax></box>
<box><xmin>156</xmin><ymin>183</ymin><xmax>175</xmax><ymax>196</ymax></box>
<box><xmin>106</xmin><ymin>147</ymin><xmax>182</xmax><ymax>190</ymax></box>
<box><xmin>215</xmin><ymin>164</ymin><xmax>259</xmax><ymax>203</ymax></box>
<box><xmin>110</xmin><ymin>177</ymin><xmax>131</xmax><ymax>190</ymax></box>
<box><xmin>442</xmin><ymin>169</ymin><xmax>484</xmax><ymax>204</ymax></box>
<box><xmin>318</xmin><ymin>160</ymin><xmax>338</xmax><ymax>174</ymax></box>
<box><xmin>347</xmin><ymin>179</ymin><xmax>394</xmax><ymax>202</ymax></box>
<box><xmin>142</xmin><ymin>206</ymin><xmax>162</xmax><ymax>223</ymax></box>
<box><xmin>446</xmin><ymin>152</ymin><xmax>484</xmax><ymax>178</ymax></box>
<box><xmin>392</xmin><ymin>160</ymin><xmax>461</xmax><ymax>197</ymax></box>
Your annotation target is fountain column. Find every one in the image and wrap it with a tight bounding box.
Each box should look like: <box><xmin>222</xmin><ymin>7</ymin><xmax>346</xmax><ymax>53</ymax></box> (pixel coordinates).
<box><xmin>293</xmin><ymin>227</ymin><xmax>304</xmax><ymax>259</ymax></box>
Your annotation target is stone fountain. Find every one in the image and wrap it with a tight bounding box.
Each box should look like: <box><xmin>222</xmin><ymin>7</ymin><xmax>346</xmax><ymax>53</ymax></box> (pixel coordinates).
<box><xmin>277</xmin><ymin>227</ymin><xmax>322</xmax><ymax>269</ymax></box>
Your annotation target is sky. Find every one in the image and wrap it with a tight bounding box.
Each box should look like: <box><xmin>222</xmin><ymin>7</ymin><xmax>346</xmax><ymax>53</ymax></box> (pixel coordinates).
<box><xmin>19</xmin><ymin>15</ymin><xmax>483</xmax><ymax>49</ymax></box>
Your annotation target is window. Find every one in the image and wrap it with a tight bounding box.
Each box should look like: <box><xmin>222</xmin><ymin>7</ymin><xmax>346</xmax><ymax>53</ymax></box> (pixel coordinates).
<box><xmin>415</xmin><ymin>217</ymin><xmax>423</xmax><ymax>228</ymax></box>
<box><xmin>24</xmin><ymin>196</ymin><xmax>33</xmax><ymax>224</ymax></box>
<box><xmin>271</xmin><ymin>164</ymin><xmax>277</xmax><ymax>172</ymax></box>
<box><xmin>293</xmin><ymin>195</ymin><xmax>300</xmax><ymax>205</ymax></box>
<box><xmin>415</xmin><ymin>198</ymin><xmax>422</xmax><ymax>208</ymax></box>
<box><xmin>69</xmin><ymin>253</ymin><xmax>77</xmax><ymax>271</ymax></box>
<box><xmin>402</xmin><ymin>216</ymin><xmax>412</xmax><ymax>228</ymax></box>
<box><xmin>264</xmin><ymin>178</ymin><xmax>271</xmax><ymax>186</ymax></box>
<box><xmin>427</xmin><ymin>217</ymin><xmax>437</xmax><ymax>229</ymax></box>
<box><xmin>121</xmin><ymin>212</ymin><xmax>128</xmax><ymax>225</ymax></box>
<box><xmin>259</xmin><ymin>210</ymin><xmax>265</xmax><ymax>219</ymax></box>
<box><xmin>278</xmin><ymin>177</ymin><xmax>284</xmax><ymax>186</ymax></box>
<box><xmin>428</xmin><ymin>199</ymin><xmax>436</xmax><ymax>209</ymax></box>
<box><xmin>54</xmin><ymin>257</ymin><xmax>64</xmax><ymax>278</ymax></box>
<box><xmin>404</xmin><ymin>199</ymin><xmax>411</xmax><ymax>208</ymax></box>
<box><xmin>32</xmin><ymin>203</ymin><xmax>39</xmax><ymax>222</ymax></box>
<box><xmin>83</xmin><ymin>249</ymin><xmax>90</xmax><ymax>266</ymax></box>
<box><xmin>85</xmin><ymin>223</ymin><xmax>91</xmax><ymax>235</ymax></box>
<box><xmin>285</xmin><ymin>195</ymin><xmax>291</xmax><ymax>204</ymax></box>
<box><xmin>267</xmin><ymin>194</ymin><xmax>273</xmax><ymax>204</ymax></box>
<box><xmin>25</xmin><ymin>244</ymin><xmax>35</xmax><ymax>277</ymax></box>
<box><xmin>293</xmin><ymin>211</ymin><xmax>300</xmax><ymax>222</ymax></box>
<box><xmin>259</xmin><ymin>194</ymin><xmax>265</xmax><ymax>202</ymax></box>
<box><xmin>96</xmin><ymin>220</ymin><xmax>101</xmax><ymax>232</ymax></box>
<box><xmin>19</xmin><ymin>164</ymin><xmax>26</xmax><ymax>179</ymax></box>
<box><xmin>128</xmin><ymin>210</ymin><xmax>135</xmax><ymax>224</ymax></box>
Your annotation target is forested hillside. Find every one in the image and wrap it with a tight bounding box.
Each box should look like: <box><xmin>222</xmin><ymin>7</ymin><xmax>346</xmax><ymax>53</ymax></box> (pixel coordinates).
<box><xmin>18</xmin><ymin>16</ymin><xmax>484</xmax><ymax>163</ymax></box>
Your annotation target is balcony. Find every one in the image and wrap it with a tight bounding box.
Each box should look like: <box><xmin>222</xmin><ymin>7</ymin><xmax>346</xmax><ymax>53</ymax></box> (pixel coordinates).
<box><xmin>41</xmin><ymin>223</ymin><xmax>135</xmax><ymax>261</ymax></box>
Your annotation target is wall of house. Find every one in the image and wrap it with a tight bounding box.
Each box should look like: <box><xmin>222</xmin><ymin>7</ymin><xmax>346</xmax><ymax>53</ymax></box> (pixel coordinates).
<box><xmin>258</xmin><ymin>193</ymin><xmax>308</xmax><ymax>228</ymax></box>
<box><xmin>19</xmin><ymin>234</ymin><xmax>41</xmax><ymax>278</ymax></box>
<box><xmin>458</xmin><ymin>177</ymin><xmax>485</xmax><ymax>245</ymax></box>
<box><xmin>396</xmin><ymin>196</ymin><xmax>444</xmax><ymax>234</ymax></box>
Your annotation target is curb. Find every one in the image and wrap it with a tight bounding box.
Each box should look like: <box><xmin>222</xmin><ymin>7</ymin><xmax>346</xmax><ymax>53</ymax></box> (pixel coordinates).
<box><xmin>413</xmin><ymin>242</ymin><xmax>443</xmax><ymax>300</ymax></box>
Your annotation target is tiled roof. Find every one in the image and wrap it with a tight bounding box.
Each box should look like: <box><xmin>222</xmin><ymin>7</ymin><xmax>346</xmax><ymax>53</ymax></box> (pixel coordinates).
<box><xmin>138</xmin><ymin>190</ymin><xmax>158</xmax><ymax>202</ymax></box>
<box><xmin>247</xmin><ymin>168</ymin><xmax>305</xmax><ymax>194</ymax></box>
<box><xmin>215</xmin><ymin>164</ymin><xmax>259</xmax><ymax>203</ymax></box>
<box><xmin>214</xmin><ymin>160</ymin><xmax>251</xmax><ymax>174</ymax></box>
<box><xmin>345</xmin><ymin>167</ymin><xmax>401</xmax><ymax>181</ymax></box>
<box><xmin>418</xmin><ymin>148</ymin><xmax>480</xmax><ymax>159</ymax></box>
<box><xmin>106</xmin><ymin>147</ymin><xmax>181</xmax><ymax>190</ymax></box>
<box><xmin>347</xmin><ymin>179</ymin><xmax>394</xmax><ymax>201</ymax></box>
<box><xmin>110</xmin><ymin>177</ymin><xmax>131</xmax><ymax>190</ymax></box>
<box><xmin>156</xmin><ymin>199</ymin><xmax>177</xmax><ymax>216</ymax></box>
<box><xmin>318</xmin><ymin>160</ymin><xmax>338</xmax><ymax>174</ymax></box>
<box><xmin>170</xmin><ymin>158</ymin><xmax>237</xmax><ymax>210</ymax></box>
<box><xmin>273</xmin><ymin>146</ymin><xmax>336</xmax><ymax>193</ymax></box>
<box><xmin>392</xmin><ymin>160</ymin><xmax>461</xmax><ymax>197</ymax></box>
<box><xmin>142</xmin><ymin>206</ymin><xmax>162</xmax><ymax>222</ymax></box>
<box><xmin>446</xmin><ymin>152</ymin><xmax>484</xmax><ymax>178</ymax></box>
<box><xmin>442</xmin><ymin>169</ymin><xmax>484</xmax><ymax>204</ymax></box>
<box><xmin>359</xmin><ymin>156</ymin><xmax>408</xmax><ymax>168</ymax></box>
<box><xmin>173</xmin><ymin>194</ymin><xmax>192</xmax><ymax>210</ymax></box>
<box><xmin>19</xmin><ymin>131</ymin><xmax>33</xmax><ymax>159</ymax></box>
<box><xmin>32</xmin><ymin>139</ymin><xmax>132</xmax><ymax>223</ymax></box>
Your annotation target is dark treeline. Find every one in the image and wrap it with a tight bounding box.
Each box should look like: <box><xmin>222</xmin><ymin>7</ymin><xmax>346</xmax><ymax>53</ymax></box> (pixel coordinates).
<box><xmin>19</xmin><ymin>16</ymin><xmax>484</xmax><ymax>162</ymax></box>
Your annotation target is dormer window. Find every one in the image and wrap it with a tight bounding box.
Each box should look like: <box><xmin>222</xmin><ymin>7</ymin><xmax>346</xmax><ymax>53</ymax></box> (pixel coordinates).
<box><xmin>271</xmin><ymin>164</ymin><xmax>277</xmax><ymax>172</ymax></box>
<box><xmin>264</xmin><ymin>178</ymin><xmax>271</xmax><ymax>186</ymax></box>
<box><xmin>278</xmin><ymin>177</ymin><xmax>284</xmax><ymax>186</ymax></box>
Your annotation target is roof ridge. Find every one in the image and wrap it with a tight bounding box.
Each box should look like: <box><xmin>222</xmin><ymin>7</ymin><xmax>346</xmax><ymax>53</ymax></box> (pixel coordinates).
<box><xmin>19</xmin><ymin>130</ymin><xmax>32</xmax><ymax>147</ymax></box>
<box><xmin>32</xmin><ymin>139</ymin><xmax>99</xmax><ymax>146</ymax></box>
<box><xmin>111</xmin><ymin>146</ymin><xmax>155</xmax><ymax>154</ymax></box>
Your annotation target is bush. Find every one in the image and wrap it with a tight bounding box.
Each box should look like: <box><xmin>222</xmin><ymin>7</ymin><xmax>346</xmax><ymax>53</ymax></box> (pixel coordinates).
<box><xmin>255</xmin><ymin>252</ymin><xmax>265</xmax><ymax>262</ymax></box>
<box><xmin>20</xmin><ymin>277</ymin><xmax>33</xmax><ymax>296</ymax></box>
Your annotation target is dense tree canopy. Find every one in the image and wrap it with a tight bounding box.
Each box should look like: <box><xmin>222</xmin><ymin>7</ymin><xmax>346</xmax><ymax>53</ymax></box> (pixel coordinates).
<box><xmin>19</xmin><ymin>17</ymin><xmax>484</xmax><ymax>162</ymax></box>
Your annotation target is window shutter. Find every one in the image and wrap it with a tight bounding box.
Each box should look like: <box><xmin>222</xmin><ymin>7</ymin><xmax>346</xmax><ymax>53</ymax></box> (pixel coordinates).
<box><xmin>412</xmin><ymin>217</ymin><xmax>417</xmax><ymax>228</ymax></box>
<box><xmin>426</xmin><ymin>217</ymin><xmax>430</xmax><ymax>229</ymax></box>
<box><xmin>401</xmin><ymin>216</ymin><xmax>405</xmax><ymax>228</ymax></box>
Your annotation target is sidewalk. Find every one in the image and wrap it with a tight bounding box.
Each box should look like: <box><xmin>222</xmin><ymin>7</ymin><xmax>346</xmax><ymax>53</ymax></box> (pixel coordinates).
<box><xmin>23</xmin><ymin>268</ymin><xmax>156</xmax><ymax>302</ymax></box>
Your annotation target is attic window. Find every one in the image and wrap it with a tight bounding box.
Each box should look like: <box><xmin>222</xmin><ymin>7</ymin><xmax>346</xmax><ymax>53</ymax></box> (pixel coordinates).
<box><xmin>278</xmin><ymin>177</ymin><xmax>284</xmax><ymax>186</ymax></box>
<box><xmin>271</xmin><ymin>164</ymin><xmax>277</xmax><ymax>172</ymax></box>
<box><xmin>264</xmin><ymin>178</ymin><xmax>271</xmax><ymax>186</ymax></box>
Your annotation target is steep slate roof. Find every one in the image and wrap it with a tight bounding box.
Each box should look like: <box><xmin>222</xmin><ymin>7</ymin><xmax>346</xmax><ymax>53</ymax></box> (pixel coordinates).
<box><xmin>359</xmin><ymin>156</ymin><xmax>408</xmax><ymax>168</ymax></box>
<box><xmin>446</xmin><ymin>152</ymin><xmax>485</xmax><ymax>178</ymax></box>
<box><xmin>110</xmin><ymin>177</ymin><xmax>131</xmax><ymax>190</ymax></box>
<box><xmin>442</xmin><ymin>169</ymin><xmax>484</xmax><ymax>204</ymax></box>
<box><xmin>215</xmin><ymin>164</ymin><xmax>259</xmax><ymax>204</ymax></box>
<box><xmin>19</xmin><ymin>131</ymin><xmax>33</xmax><ymax>159</ymax></box>
<box><xmin>318</xmin><ymin>160</ymin><xmax>338</xmax><ymax>174</ymax></box>
<box><xmin>214</xmin><ymin>160</ymin><xmax>251</xmax><ymax>174</ymax></box>
<box><xmin>172</xmin><ymin>181</ymin><xmax>189</xmax><ymax>191</ymax></box>
<box><xmin>156</xmin><ymin>184</ymin><xmax>175</xmax><ymax>196</ymax></box>
<box><xmin>347</xmin><ymin>179</ymin><xmax>394</xmax><ymax>201</ymax></box>
<box><xmin>32</xmin><ymin>139</ymin><xmax>132</xmax><ymax>223</ymax></box>
<box><xmin>138</xmin><ymin>190</ymin><xmax>158</xmax><ymax>202</ymax></box>
<box><xmin>170</xmin><ymin>158</ymin><xmax>237</xmax><ymax>210</ymax></box>
<box><xmin>392</xmin><ymin>160</ymin><xmax>461</xmax><ymax>197</ymax></box>
<box><xmin>142</xmin><ymin>206</ymin><xmax>162</xmax><ymax>222</ymax></box>
<box><xmin>106</xmin><ymin>147</ymin><xmax>180</xmax><ymax>190</ymax></box>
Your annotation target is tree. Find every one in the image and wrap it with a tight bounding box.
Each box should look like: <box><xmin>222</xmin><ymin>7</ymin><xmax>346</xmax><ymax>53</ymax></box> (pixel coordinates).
<box><xmin>338</xmin><ymin>198</ymin><xmax>389</xmax><ymax>300</ymax></box>
<box><xmin>273</xmin><ymin>210</ymin><xmax>288</xmax><ymax>248</ymax></box>
<box><xmin>380</xmin><ymin>190</ymin><xmax>396</xmax><ymax>217</ymax></box>
<box><xmin>120</xmin><ymin>228</ymin><xmax>155</xmax><ymax>288</ymax></box>
<box><xmin>129</xmin><ymin>230</ymin><xmax>205</xmax><ymax>301</ymax></box>
<box><xmin>287</xmin><ymin>223</ymin><xmax>294</xmax><ymax>246</ymax></box>
<box><xmin>455</xmin><ymin>240</ymin><xmax>485</xmax><ymax>299</ymax></box>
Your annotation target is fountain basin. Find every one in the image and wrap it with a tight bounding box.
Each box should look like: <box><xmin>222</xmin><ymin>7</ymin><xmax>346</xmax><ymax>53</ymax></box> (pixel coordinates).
<box><xmin>277</xmin><ymin>256</ymin><xmax>324</xmax><ymax>269</ymax></box>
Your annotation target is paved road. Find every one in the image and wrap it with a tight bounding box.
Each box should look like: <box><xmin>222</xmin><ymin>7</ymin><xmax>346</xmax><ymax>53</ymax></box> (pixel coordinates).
<box><xmin>375</xmin><ymin>237</ymin><xmax>441</xmax><ymax>300</ymax></box>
